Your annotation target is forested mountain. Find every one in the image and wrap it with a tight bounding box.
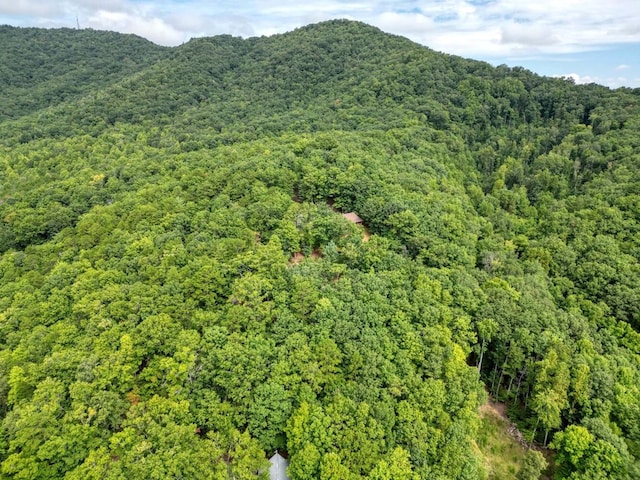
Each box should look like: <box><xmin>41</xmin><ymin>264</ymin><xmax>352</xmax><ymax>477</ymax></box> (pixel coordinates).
<box><xmin>1</xmin><ymin>20</ymin><xmax>640</xmax><ymax>479</ymax></box>
<box><xmin>0</xmin><ymin>26</ymin><xmax>169</xmax><ymax>122</ymax></box>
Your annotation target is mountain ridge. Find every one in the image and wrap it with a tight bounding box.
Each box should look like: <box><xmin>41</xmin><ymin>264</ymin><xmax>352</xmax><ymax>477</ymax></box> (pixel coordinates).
<box><xmin>0</xmin><ymin>25</ymin><xmax>169</xmax><ymax>122</ymax></box>
<box><xmin>1</xmin><ymin>19</ymin><xmax>618</xmax><ymax>151</ymax></box>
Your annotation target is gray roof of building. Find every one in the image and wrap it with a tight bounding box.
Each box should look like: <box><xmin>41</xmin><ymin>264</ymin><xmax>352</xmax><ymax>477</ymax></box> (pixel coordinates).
<box><xmin>269</xmin><ymin>452</ymin><xmax>290</xmax><ymax>480</ymax></box>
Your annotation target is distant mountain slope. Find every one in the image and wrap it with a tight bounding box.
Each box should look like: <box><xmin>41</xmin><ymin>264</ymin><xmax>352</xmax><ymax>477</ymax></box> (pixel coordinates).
<box><xmin>0</xmin><ymin>26</ymin><xmax>170</xmax><ymax>121</ymax></box>
<box><xmin>0</xmin><ymin>20</ymin><xmax>615</xmax><ymax>151</ymax></box>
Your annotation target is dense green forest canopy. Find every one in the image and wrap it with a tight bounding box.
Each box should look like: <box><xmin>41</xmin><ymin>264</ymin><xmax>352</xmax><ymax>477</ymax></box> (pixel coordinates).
<box><xmin>0</xmin><ymin>26</ymin><xmax>168</xmax><ymax>123</ymax></box>
<box><xmin>1</xmin><ymin>19</ymin><xmax>640</xmax><ymax>479</ymax></box>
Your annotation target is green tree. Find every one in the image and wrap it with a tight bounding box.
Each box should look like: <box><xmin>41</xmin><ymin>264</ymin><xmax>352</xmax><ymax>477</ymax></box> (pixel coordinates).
<box><xmin>517</xmin><ymin>450</ymin><xmax>548</xmax><ymax>480</ymax></box>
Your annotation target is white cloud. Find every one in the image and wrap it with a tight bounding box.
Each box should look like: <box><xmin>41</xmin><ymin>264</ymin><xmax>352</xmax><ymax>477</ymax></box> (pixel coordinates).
<box><xmin>87</xmin><ymin>9</ymin><xmax>186</xmax><ymax>45</ymax></box>
<box><xmin>375</xmin><ymin>11</ymin><xmax>435</xmax><ymax>34</ymax></box>
<box><xmin>372</xmin><ymin>0</ymin><xmax>640</xmax><ymax>58</ymax></box>
<box><xmin>165</xmin><ymin>12</ymin><xmax>256</xmax><ymax>38</ymax></box>
<box><xmin>555</xmin><ymin>72</ymin><xmax>634</xmax><ymax>89</ymax></box>
<box><xmin>556</xmin><ymin>73</ymin><xmax>597</xmax><ymax>84</ymax></box>
<box><xmin>500</xmin><ymin>23</ymin><xmax>559</xmax><ymax>47</ymax></box>
<box><xmin>0</xmin><ymin>1</ymin><xmax>62</xmax><ymax>16</ymax></box>
<box><xmin>616</xmin><ymin>64</ymin><xmax>630</xmax><ymax>70</ymax></box>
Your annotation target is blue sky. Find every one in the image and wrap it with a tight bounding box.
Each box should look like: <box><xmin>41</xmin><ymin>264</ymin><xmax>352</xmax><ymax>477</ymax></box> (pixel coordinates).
<box><xmin>2</xmin><ymin>0</ymin><xmax>639</xmax><ymax>88</ymax></box>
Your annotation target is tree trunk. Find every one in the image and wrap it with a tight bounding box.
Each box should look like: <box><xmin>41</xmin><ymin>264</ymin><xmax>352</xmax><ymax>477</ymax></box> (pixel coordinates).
<box><xmin>515</xmin><ymin>368</ymin><xmax>527</xmax><ymax>402</ymax></box>
<box><xmin>507</xmin><ymin>375</ymin><xmax>515</xmax><ymax>397</ymax></box>
<box><xmin>478</xmin><ymin>339</ymin><xmax>486</xmax><ymax>373</ymax></box>
<box><xmin>530</xmin><ymin>417</ymin><xmax>540</xmax><ymax>447</ymax></box>
<box><xmin>496</xmin><ymin>348</ymin><xmax>511</xmax><ymax>398</ymax></box>
<box><xmin>490</xmin><ymin>362</ymin><xmax>500</xmax><ymax>395</ymax></box>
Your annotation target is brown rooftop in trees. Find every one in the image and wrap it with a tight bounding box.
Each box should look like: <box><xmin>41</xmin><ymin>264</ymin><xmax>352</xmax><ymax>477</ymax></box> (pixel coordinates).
<box><xmin>342</xmin><ymin>212</ymin><xmax>363</xmax><ymax>224</ymax></box>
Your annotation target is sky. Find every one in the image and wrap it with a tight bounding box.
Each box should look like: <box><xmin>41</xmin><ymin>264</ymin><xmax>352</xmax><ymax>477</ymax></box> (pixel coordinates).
<box><xmin>1</xmin><ymin>0</ymin><xmax>639</xmax><ymax>89</ymax></box>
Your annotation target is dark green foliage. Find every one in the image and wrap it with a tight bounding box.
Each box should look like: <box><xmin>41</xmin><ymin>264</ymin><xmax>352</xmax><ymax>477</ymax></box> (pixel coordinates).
<box><xmin>1</xmin><ymin>19</ymin><xmax>640</xmax><ymax>479</ymax></box>
<box><xmin>0</xmin><ymin>26</ymin><xmax>169</xmax><ymax>122</ymax></box>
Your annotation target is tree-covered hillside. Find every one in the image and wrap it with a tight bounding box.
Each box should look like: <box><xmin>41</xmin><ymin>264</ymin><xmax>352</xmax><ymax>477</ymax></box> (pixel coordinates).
<box><xmin>1</xmin><ymin>20</ymin><xmax>640</xmax><ymax>479</ymax></box>
<box><xmin>0</xmin><ymin>26</ymin><xmax>169</xmax><ymax>122</ymax></box>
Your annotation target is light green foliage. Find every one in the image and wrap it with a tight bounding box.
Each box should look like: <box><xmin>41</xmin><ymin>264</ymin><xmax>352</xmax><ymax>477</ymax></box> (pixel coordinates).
<box><xmin>1</xmin><ymin>19</ymin><xmax>640</xmax><ymax>480</ymax></box>
<box><xmin>551</xmin><ymin>419</ymin><xmax>634</xmax><ymax>479</ymax></box>
<box><xmin>369</xmin><ymin>447</ymin><xmax>419</xmax><ymax>480</ymax></box>
<box><xmin>517</xmin><ymin>450</ymin><xmax>548</xmax><ymax>480</ymax></box>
